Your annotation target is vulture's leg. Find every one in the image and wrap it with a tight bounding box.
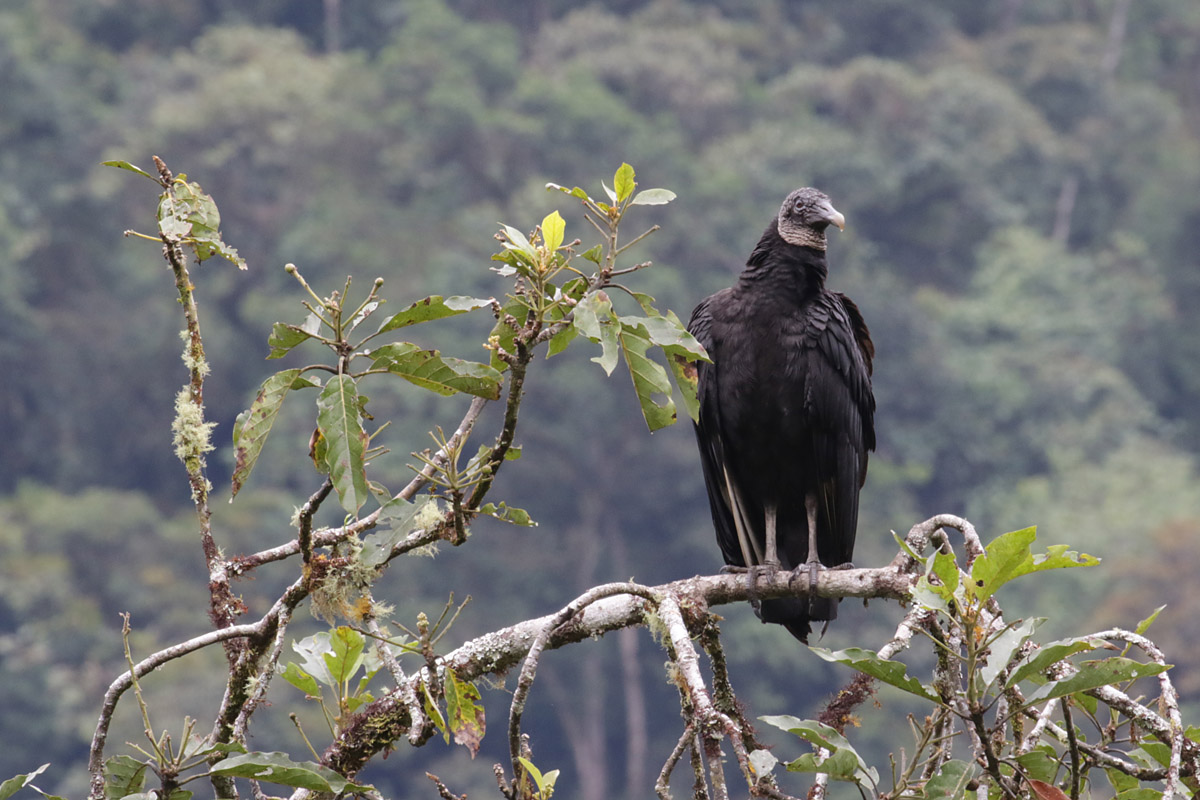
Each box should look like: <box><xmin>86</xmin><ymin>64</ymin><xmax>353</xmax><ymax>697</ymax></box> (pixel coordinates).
<box><xmin>741</xmin><ymin>504</ymin><xmax>779</xmax><ymax>618</ymax></box>
<box><xmin>803</xmin><ymin>490</ymin><xmax>822</xmax><ymax>614</ymax></box>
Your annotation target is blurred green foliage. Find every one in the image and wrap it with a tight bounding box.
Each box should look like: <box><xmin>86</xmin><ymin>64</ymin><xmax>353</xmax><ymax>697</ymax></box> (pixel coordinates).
<box><xmin>4</xmin><ymin>0</ymin><xmax>1200</xmax><ymax>797</ymax></box>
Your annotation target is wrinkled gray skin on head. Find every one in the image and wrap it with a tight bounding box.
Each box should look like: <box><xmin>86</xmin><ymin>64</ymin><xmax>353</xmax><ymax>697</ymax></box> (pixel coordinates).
<box><xmin>776</xmin><ymin>187</ymin><xmax>846</xmax><ymax>251</ymax></box>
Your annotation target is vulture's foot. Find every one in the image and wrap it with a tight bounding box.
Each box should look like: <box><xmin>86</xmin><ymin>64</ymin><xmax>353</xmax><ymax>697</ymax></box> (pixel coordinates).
<box><xmin>747</xmin><ymin>563</ymin><xmax>780</xmax><ymax>617</ymax></box>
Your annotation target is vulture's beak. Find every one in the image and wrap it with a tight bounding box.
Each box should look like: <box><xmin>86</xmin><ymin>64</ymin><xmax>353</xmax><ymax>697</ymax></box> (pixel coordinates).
<box><xmin>822</xmin><ymin>201</ymin><xmax>846</xmax><ymax>231</ymax></box>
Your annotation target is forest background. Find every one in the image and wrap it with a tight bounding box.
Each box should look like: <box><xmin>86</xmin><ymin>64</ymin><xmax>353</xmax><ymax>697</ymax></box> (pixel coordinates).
<box><xmin>4</xmin><ymin>1</ymin><xmax>1200</xmax><ymax>798</ymax></box>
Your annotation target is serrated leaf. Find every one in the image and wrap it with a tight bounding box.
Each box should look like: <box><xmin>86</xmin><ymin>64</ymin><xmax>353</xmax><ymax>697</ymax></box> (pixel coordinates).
<box><xmin>631</xmin><ymin>187</ymin><xmax>676</xmax><ymax>205</ymax></box>
<box><xmin>618</xmin><ymin>320</ymin><xmax>677</xmax><ymax>431</ymax></box>
<box><xmin>0</xmin><ymin>765</ymin><xmax>49</xmax><ymax>800</ymax></box>
<box><xmin>370</xmin><ymin>343</ymin><xmax>502</xmax><ymax>399</ymax></box>
<box><xmin>613</xmin><ymin>163</ymin><xmax>636</xmax><ymax>203</ymax></box>
<box><xmin>810</xmin><ymin>647</ymin><xmax>940</xmax><ymax>702</ymax></box>
<box><xmin>1025</xmin><ymin>657</ymin><xmax>1171</xmax><ymax>705</ymax></box>
<box><xmin>970</xmin><ymin>529</ymin><xmax>1099</xmax><ymax>604</ymax></box>
<box><xmin>374</xmin><ymin>295</ymin><xmax>492</xmax><ymax>335</ymax></box>
<box><xmin>541</xmin><ymin>211</ymin><xmax>565</xmax><ymax>253</ymax></box>
<box><xmin>210</xmin><ymin>752</ymin><xmax>371</xmax><ymax>794</ymax></box>
<box><xmin>102</xmin><ymin>160</ymin><xmax>157</xmax><ymax>181</ymax></box>
<box><xmin>232</xmin><ymin>369</ymin><xmax>316</xmax><ymax>498</ymax></box>
<box><xmin>445</xmin><ymin>670</ymin><xmax>486</xmax><ymax>757</ymax></box>
<box><xmin>102</xmin><ymin>756</ymin><xmax>147</xmax><ymax>800</ymax></box>
<box><xmin>317</xmin><ymin>375</ymin><xmax>369</xmax><ymax>514</ymax></box>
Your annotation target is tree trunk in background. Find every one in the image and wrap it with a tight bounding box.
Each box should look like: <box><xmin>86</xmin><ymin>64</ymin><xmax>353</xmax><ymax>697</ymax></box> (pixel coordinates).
<box><xmin>1101</xmin><ymin>0</ymin><xmax>1132</xmax><ymax>78</ymax></box>
<box><xmin>324</xmin><ymin>0</ymin><xmax>342</xmax><ymax>53</ymax></box>
<box><xmin>1052</xmin><ymin>175</ymin><xmax>1079</xmax><ymax>246</ymax></box>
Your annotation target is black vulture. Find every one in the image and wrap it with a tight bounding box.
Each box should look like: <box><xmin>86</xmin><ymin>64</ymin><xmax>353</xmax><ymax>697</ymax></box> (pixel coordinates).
<box><xmin>688</xmin><ymin>188</ymin><xmax>875</xmax><ymax>643</ymax></box>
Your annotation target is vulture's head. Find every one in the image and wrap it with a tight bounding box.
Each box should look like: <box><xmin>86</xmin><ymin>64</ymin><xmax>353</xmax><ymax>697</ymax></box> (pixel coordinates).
<box><xmin>777</xmin><ymin>187</ymin><xmax>845</xmax><ymax>251</ymax></box>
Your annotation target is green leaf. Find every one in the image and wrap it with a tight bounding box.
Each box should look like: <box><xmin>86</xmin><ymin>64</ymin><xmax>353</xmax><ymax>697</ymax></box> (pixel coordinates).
<box><xmin>210</xmin><ymin>752</ymin><xmax>371</xmax><ymax>794</ymax></box>
<box><xmin>445</xmin><ymin>669</ymin><xmax>486</xmax><ymax>757</ymax></box>
<box><xmin>1106</xmin><ymin>767</ymin><xmax>1141</xmax><ymax>795</ymax></box>
<box><xmin>546</xmin><ymin>323</ymin><xmax>578</xmax><ymax>358</ymax></box>
<box><xmin>374</xmin><ymin>295</ymin><xmax>492</xmax><ymax>336</ymax></box>
<box><xmin>280</xmin><ymin>662</ymin><xmax>322</xmax><ymax>698</ymax></box>
<box><xmin>102</xmin><ymin>756</ymin><xmax>147</xmax><ymax>800</ymax></box>
<box><xmin>580</xmin><ymin>244</ymin><xmax>603</xmax><ymax>264</ymax></box>
<box><xmin>290</xmin><ymin>632</ymin><xmax>338</xmax><ymax>690</ymax></box>
<box><xmin>499</xmin><ymin>224</ymin><xmax>535</xmax><ymax>257</ymax></box>
<box><xmin>922</xmin><ymin>760</ymin><xmax>978</xmax><ymax>800</ymax></box>
<box><xmin>618</xmin><ymin>310</ymin><xmax>707</xmax><ymax>424</ymax></box>
<box><xmin>1114</xmin><ymin>789</ymin><xmax>1163</xmax><ymax>800</ymax></box>
<box><xmin>631</xmin><ymin>187</ymin><xmax>676</xmax><ymax>206</ymax></box>
<box><xmin>541</xmin><ymin>211</ymin><xmax>565</xmax><ymax>253</ymax></box>
<box><xmin>267</xmin><ymin>314</ymin><xmax>324</xmax><ymax>359</ymax></box>
<box><xmin>573</xmin><ymin>292</ymin><xmax>620</xmax><ymax>375</ymax></box>
<box><xmin>1136</xmin><ymin>605</ymin><xmax>1167</xmax><ymax>635</ymax></box>
<box><xmin>0</xmin><ymin>765</ymin><xmax>49</xmax><ymax>800</ymax></box>
<box><xmin>749</xmin><ymin>749</ymin><xmax>778</xmax><ymax>779</ymax></box>
<box><xmin>980</xmin><ymin>617</ymin><xmax>1042</xmax><ymax>689</ymax></box>
<box><xmin>232</xmin><ymin>369</ymin><xmax>317</xmax><ymax>498</ymax></box>
<box><xmin>423</xmin><ymin>683</ymin><xmax>448</xmax><ymax>741</ymax></box>
<box><xmin>102</xmin><ymin>160</ymin><xmax>157</xmax><ymax>181</ymax></box>
<box><xmin>166</xmin><ymin>179</ymin><xmax>247</xmax><ymax>269</ymax></box>
<box><xmin>479</xmin><ymin>501</ymin><xmax>537</xmax><ymax>527</ymax></box>
<box><xmin>760</xmin><ymin>716</ymin><xmax>878</xmax><ymax>788</ymax></box>
<box><xmin>617</xmin><ymin>320</ymin><xmax>677</xmax><ymax>431</ymax></box>
<box><xmin>613</xmin><ymin>163</ymin><xmax>636</xmax><ymax>203</ymax></box>
<box><xmin>517</xmin><ymin>757</ymin><xmax>559</xmax><ymax>799</ymax></box>
<box><xmin>1025</xmin><ymin>657</ymin><xmax>1171</xmax><ymax>705</ymax></box>
<box><xmin>369</xmin><ymin>343</ymin><xmax>502</xmax><ymax>399</ymax></box>
<box><xmin>324</xmin><ymin>626</ymin><xmax>367</xmax><ymax>689</ymax></box>
<box><xmin>913</xmin><ymin>549</ymin><xmax>959</xmax><ymax>613</ymax></box>
<box><xmin>360</xmin><ymin>496</ymin><xmax>436</xmax><ymax>568</ymax></box>
<box><xmin>545</xmin><ymin>182</ymin><xmax>590</xmax><ymax>202</ymax></box>
<box><xmin>317</xmin><ymin>375</ymin><xmax>370</xmax><ymax>514</ymax></box>
<box><xmin>810</xmin><ymin>647</ymin><xmax>939</xmax><ymax>703</ymax></box>
<box><xmin>1006</xmin><ymin>635</ymin><xmax>1103</xmax><ymax>688</ymax></box>
<box><xmin>969</xmin><ymin>528</ymin><xmax>1099</xmax><ymax>603</ymax></box>
<box><xmin>1015</xmin><ymin>747</ymin><xmax>1060</xmax><ymax>783</ymax></box>
<box><xmin>487</xmin><ymin>295</ymin><xmax>527</xmax><ymax>372</ymax></box>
